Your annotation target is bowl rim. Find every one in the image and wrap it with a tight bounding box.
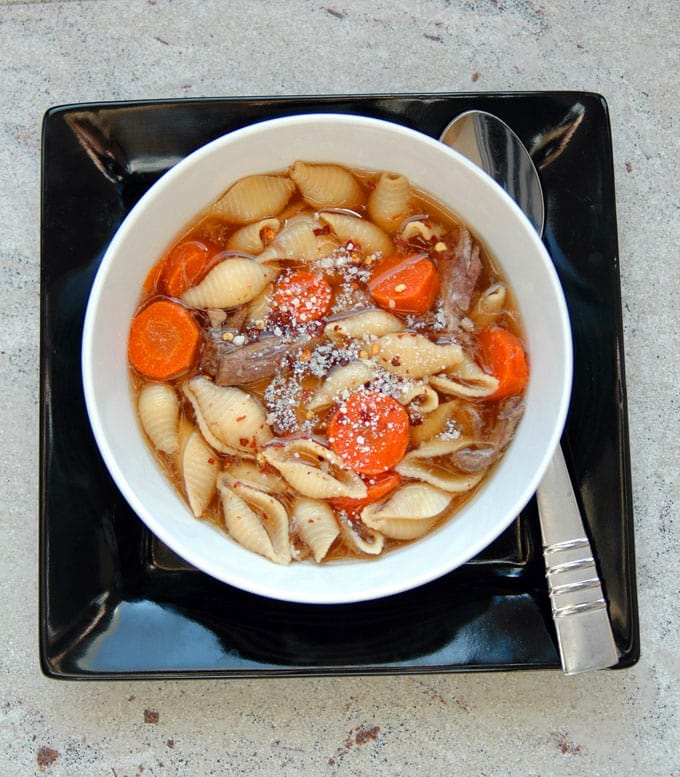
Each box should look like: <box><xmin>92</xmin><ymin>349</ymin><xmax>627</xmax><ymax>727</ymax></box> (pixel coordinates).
<box><xmin>82</xmin><ymin>112</ymin><xmax>573</xmax><ymax>604</ymax></box>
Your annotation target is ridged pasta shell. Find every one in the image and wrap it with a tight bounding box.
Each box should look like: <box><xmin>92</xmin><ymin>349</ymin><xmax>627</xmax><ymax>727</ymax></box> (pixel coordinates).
<box><xmin>307</xmin><ymin>361</ymin><xmax>375</xmax><ymax>412</ymax></box>
<box><xmin>470</xmin><ymin>283</ymin><xmax>507</xmax><ymax>329</ymax></box>
<box><xmin>257</xmin><ymin>215</ymin><xmax>338</xmax><ymax>264</ymax></box>
<box><xmin>223</xmin><ymin>459</ymin><xmax>287</xmax><ymax>493</ymax></box>
<box><xmin>361</xmin><ymin>483</ymin><xmax>452</xmax><ymax>540</ymax></box>
<box><xmin>429</xmin><ymin>358</ymin><xmax>499</xmax><ymax>398</ymax></box>
<box><xmin>290</xmin><ymin>161</ymin><xmax>363</xmax><ymax>210</ymax></box>
<box><xmin>227</xmin><ymin>218</ymin><xmax>280</xmax><ymax>254</ymax></box>
<box><xmin>181</xmin><ymin>256</ymin><xmax>268</xmax><ymax>309</ymax></box>
<box><xmin>372</xmin><ymin>333</ymin><xmax>464</xmax><ymax>380</ymax></box>
<box><xmin>367</xmin><ymin>172</ymin><xmax>412</xmax><ymax>234</ymax></box>
<box><xmin>398</xmin><ymin>219</ymin><xmax>445</xmax><ymax>243</ymax></box>
<box><xmin>397</xmin><ymin>381</ymin><xmax>440</xmax><ymax>414</ymax></box>
<box><xmin>181</xmin><ymin>428</ymin><xmax>219</xmax><ymax>517</ymax></box>
<box><xmin>218</xmin><ymin>476</ymin><xmax>291</xmax><ymax>565</ymax></box>
<box><xmin>183</xmin><ymin>377</ymin><xmax>272</xmax><ymax>456</ymax></box>
<box><xmin>262</xmin><ymin>438</ymin><xmax>367</xmax><ymax>499</ymax></box>
<box><xmin>318</xmin><ymin>212</ymin><xmax>393</xmax><ymax>258</ymax></box>
<box><xmin>410</xmin><ymin>399</ymin><xmax>464</xmax><ymax>445</ymax></box>
<box><xmin>292</xmin><ymin>498</ymin><xmax>340</xmax><ymax>562</ymax></box>
<box><xmin>395</xmin><ymin>438</ymin><xmax>485</xmax><ymax>493</ymax></box>
<box><xmin>337</xmin><ymin>516</ymin><xmax>385</xmax><ymax>555</ymax></box>
<box><xmin>323</xmin><ymin>309</ymin><xmax>404</xmax><ymax>341</ymax></box>
<box><xmin>138</xmin><ymin>382</ymin><xmax>180</xmax><ymax>454</ymax></box>
<box><xmin>212</xmin><ymin>174</ymin><xmax>295</xmax><ymax>224</ymax></box>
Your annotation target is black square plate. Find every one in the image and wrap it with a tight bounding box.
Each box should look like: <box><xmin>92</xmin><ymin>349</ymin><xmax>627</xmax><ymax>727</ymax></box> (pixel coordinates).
<box><xmin>40</xmin><ymin>92</ymin><xmax>639</xmax><ymax>678</ymax></box>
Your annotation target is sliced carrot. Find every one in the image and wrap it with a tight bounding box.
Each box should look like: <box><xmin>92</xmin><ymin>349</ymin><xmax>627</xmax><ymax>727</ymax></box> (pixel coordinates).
<box><xmin>128</xmin><ymin>299</ymin><xmax>201</xmax><ymax>380</ymax></box>
<box><xmin>327</xmin><ymin>390</ymin><xmax>410</xmax><ymax>476</ymax></box>
<box><xmin>476</xmin><ymin>325</ymin><xmax>529</xmax><ymax>400</ymax></box>
<box><xmin>158</xmin><ymin>239</ymin><xmax>221</xmax><ymax>298</ymax></box>
<box><xmin>273</xmin><ymin>270</ymin><xmax>332</xmax><ymax>323</ymax></box>
<box><xmin>368</xmin><ymin>253</ymin><xmax>440</xmax><ymax>315</ymax></box>
<box><xmin>330</xmin><ymin>470</ymin><xmax>401</xmax><ymax>513</ymax></box>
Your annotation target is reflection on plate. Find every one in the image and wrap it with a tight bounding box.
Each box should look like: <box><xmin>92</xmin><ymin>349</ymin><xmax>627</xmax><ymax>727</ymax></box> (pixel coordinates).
<box><xmin>39</xmin><ymin>92</ymin><xmax>638</xmax><ymax>679</ymax></box>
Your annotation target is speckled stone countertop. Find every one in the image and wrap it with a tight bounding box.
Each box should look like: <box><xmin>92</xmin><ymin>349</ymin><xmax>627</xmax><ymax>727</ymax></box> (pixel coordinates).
<box><xmin>1</xmin><ymin>1</ymin><xmax>678</xmax><ymax>775</ymax></box>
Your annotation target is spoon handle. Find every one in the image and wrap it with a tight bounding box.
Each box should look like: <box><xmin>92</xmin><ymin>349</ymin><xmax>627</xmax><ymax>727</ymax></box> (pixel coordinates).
<box><xmin>536</xmin><ymin>445</ymin><xmax>619</xmax><ymax>674</ymax></box>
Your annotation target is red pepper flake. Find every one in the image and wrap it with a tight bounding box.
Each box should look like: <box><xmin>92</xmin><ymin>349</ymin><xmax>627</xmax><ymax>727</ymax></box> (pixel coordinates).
<box><xmin>144</xmin><ymin>709</ymin><xmax>160</xmax><ymax>724</ymax></box>
<box><xmin>313</xmin><ymin>224</ymin><xmax>331</xmax><ymax>236</ymax></box>
<box><xmin>207</xmin><ymin>457</ymin><xmax>215</xmax><ymax>465</ymax></box>
<box><xmin>235</xmin><ymin>414</ymin><xmax>247</xmax><ymax>422</ymax></box>
<box><xmin>239</xmin><ymin>437</ymin><xmax>249</xmax><ymax>447</ymax></box>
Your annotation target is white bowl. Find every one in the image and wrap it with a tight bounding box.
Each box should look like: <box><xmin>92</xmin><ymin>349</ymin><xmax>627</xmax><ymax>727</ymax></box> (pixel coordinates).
<box><xmin>82</xmin><ymin>113</ymin><xmax>572</xmax><ymax>604</ymax></box>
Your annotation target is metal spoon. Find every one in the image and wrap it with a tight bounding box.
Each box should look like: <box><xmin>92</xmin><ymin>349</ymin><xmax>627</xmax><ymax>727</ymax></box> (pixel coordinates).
<box><xmin>439</xmin><ymin>110</ymin><xmax>619</xmax><ymax>674</ymax></box>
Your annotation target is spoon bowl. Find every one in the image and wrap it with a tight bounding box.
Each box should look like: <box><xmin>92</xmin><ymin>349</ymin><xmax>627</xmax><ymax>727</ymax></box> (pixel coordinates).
<box><xmin>439</xmin><ymin>109</ymin><xmax>545</xmax><ymax>235</ymax></box>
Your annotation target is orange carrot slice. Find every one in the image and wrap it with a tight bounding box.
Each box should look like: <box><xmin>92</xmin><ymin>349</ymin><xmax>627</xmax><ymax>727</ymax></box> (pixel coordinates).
<box><xmin>128</xmin><ymin>299</ymin><xmax>201</xmax><ymax>380</ymax></box>
<box><xmin>368</xmin><ymin>253</ymin><xmax>440</xmax><ymax>315</ymax></box>
<box><xmin>476</xmin><ymin>325</ymin><xmax>529</xmax><ymax>400</ymax></box>
<box><xmin>273</xmin><ymin>270</ymin><xmax>332</xmax><ymax>323</ymax></box>
<box><xmin>330</xmin><ymin>470</ymin><xmax>401</xmax><ymax>513</ymax></box>
<box><xmin>327</xmin><ymin>390</ymin><xmax>410</xmax><ymax>476</ymax></box>
<box><xmin>159</xmin><ymin>239</ymin><xmax>221</xmax><ymax>298</ymax></box>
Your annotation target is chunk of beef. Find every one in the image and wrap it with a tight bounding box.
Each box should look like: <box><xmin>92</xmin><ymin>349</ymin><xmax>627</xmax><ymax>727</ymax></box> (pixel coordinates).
<box><xmin>451</xmin><ymin>397</ymin><xmax>525</xmax><ymax>472</ymax></box>
<box><xmin>201</xmin><ymin>330</ymin><xmax>322</xmax><ymax>386</ymax></box>
<box><xmin>439</xmin><ymin>226</ymin><xmax>482</xmax><ymax>329</ymax></box>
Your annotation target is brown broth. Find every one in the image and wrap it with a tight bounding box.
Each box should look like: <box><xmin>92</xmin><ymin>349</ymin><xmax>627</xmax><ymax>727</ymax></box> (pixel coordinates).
<box><xmin>129</xmin><ymin>164</ymin><xmax>528</xmax><ymax>563</ymax></box>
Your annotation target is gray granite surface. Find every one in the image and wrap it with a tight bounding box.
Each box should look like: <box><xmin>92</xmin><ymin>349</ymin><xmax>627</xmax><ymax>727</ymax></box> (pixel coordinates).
<box><xmin>1</xmin><ymin>0</ymin><xmax>678</xmax><ymax>774</ymax></box>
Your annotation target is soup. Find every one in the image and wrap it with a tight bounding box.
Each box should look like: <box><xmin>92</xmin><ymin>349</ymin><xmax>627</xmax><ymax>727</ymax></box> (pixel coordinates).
<box><xmin>128</xmin><ymin>161</ymin><xmax>529</xmax><ymax>565</ymax></box>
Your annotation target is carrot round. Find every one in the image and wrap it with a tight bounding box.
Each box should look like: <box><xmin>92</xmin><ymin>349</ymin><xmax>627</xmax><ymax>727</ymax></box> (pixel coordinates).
<box><xmin>476</xmin><ymin>325</ymin><xmax>529</xmax><ymax>400</ymax></box>
<box><xmin>273</xmin><ymin>270</ymin><xmax>332</xmax><ymax>323</ymax></box>
<box><xmin>330</xmin><ymin>470</ymin><xmax>401</xmax><ymax>513</ymax></box>
<box><xmin>327</xmin><ymin>390</ymin><xmax>410</xmax><ymax>476</ymax></box>
<box><xmin>159</xmin><ymin>239</ymin><xmax>221</xmax><ymax>298</ymax></box>
<box><xmin>368</xmin><ymin>253</ymin><xmax>440</xmax><ymax>315</ymax></box>
<box><xmin>128</xmin><ymin>299</ymin><xmax>201</xmax><ymax>380</ymax></box>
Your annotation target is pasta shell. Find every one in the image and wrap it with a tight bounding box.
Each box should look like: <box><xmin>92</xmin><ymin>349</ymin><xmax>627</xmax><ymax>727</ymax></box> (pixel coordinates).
<box><xmin>395</xmin><ymin>438</ymin><xmax>485</xmax><ymax>493</ymax></box>
<box><xmin>290</xmin><ymin>161</ymin><xmax>363</xmax><ymax>210</ymax></box>
<box><xmin>372</xmin><ymin>333</ymin><xmax>464</xmax><ymax>380</ymax></box>
<box><xmin>398</xmin><ymin>219</ymin><xmax>445</xmax><ymax>243</ymax></box>
<box><xmin>429</xmin><ymin>358</ymin><xmax>499</xmax><ymax>398</ymax></box>
<box><xmin>319</xmin><ymin>211</ymin><xmax>393</xmax><ymax>258</ymax></box>
<box><xmin>470</xmin><ymin>283</ymin><xmax>507</xmax><ymax>329</ymax></box>
<box><xmin>181</xmin><ymin>256</ymin><xmax>268</xmax><ymax>309</ymax></box>
<box><xmin>227</xmin><ymin>218</ymin><xmax>280</xmax><ymax>254</ymax></box>
<box><xmin>218</xmin><ymin>476</ymin><xmax>291</xmax><ymax>564</ymax></box>
<box><xmin>292</xmin><ymin>498</ymin><xmax>340</xmax><ymax>562</ymax></box>
<box><xmin>337</xmin><ymin>516</ymin><xmax>385</xmax><ymax>556</ymax></box>
<box><xmin>367</xmin><ymin>172</ymin><xmax>412</xmax><ymax>234</ymax></box>
<box><xmin>212</xmin><ymin>174</ymin><xmax>295</xmax><ymax>224</ymax></box>
<box><xmin>361</xmin><ymin>483</ymin><xmax>452</xmax><ymax>540</ymax></box>
<box><xmin>183</xmin><ymin>377</ymin><xmax>272</xmax><ymax>456</ymax></box>
<box><xmin>410</xmin><ymin>399</ymin><xmax>465</xmax><ymax>445</ymax></box>
<box><xmin>323</xmin><ymin>309</ymin><xmax>404</xmax><ymax>341</ymax></box>
<box><xmin>138</xmin><ymin>382</ymin><xmax>180</xmax><ymax>454</ymax></box>
<box><xmin>223</xmin><ymin>459</ymin><xmax>287</xmax><ymax>494</ymax></box>
<box><xmin>181</xmin><ymin>428</ymin><xmax>219</xmax><ymax>517</ymax></box>
<box><xmin>307</xmin><ymin>361</ymin><xmax>375</xmax><ymax>412</ymax></box>
<box><xmin>397</xmin><ymin>381</ymin><xmax>440</xmax><ymax>414</ymax></box>
<box><xmin>257</xmin><ymin>214</ymin><xmax>338</xmax><ymax>263</ymax></box>
<box><xmin>262</xmin><ymin>438</ymin><xmax>367</xmax><ymax>499</ymax></box>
